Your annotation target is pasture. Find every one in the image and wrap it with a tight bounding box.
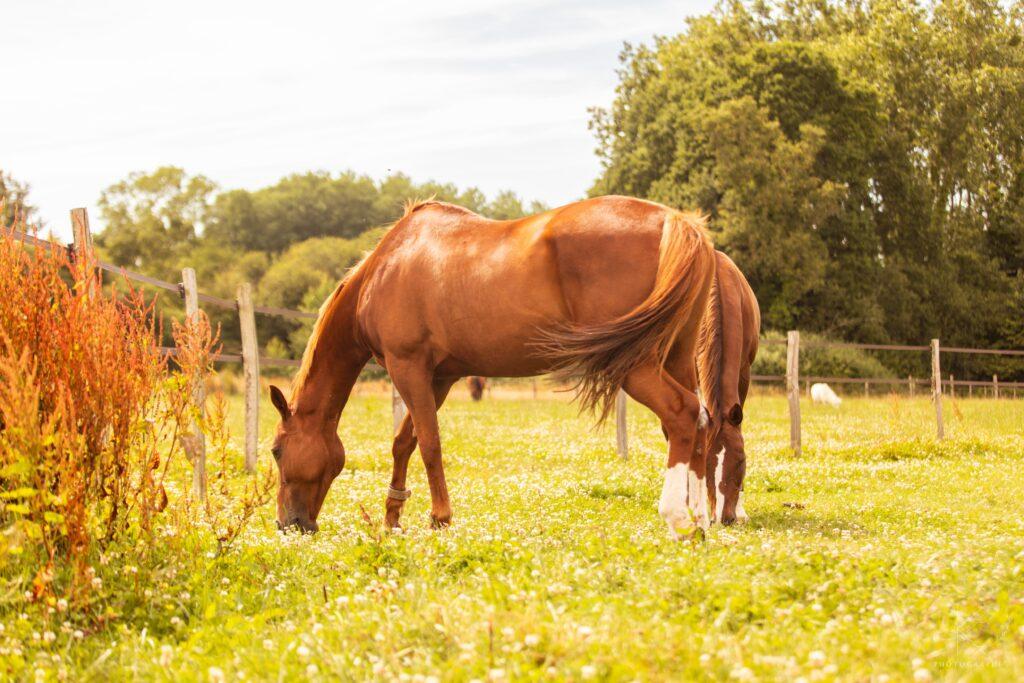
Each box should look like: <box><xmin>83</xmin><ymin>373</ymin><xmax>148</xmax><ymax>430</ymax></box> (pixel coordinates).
<box><xmin>7</xmin><ymin>388</ymin><xmax>1023</xmax><ymax>681</ymax></box>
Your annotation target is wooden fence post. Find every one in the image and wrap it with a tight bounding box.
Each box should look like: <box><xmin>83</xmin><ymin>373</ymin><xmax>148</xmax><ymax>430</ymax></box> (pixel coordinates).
<box><xmin>615</xmin><ymin>389</ymin><xmax>628</xmax><ymax>461</ymax></box>
<box><xmin>909</xmin><ymin>375</ymin><xmax>915</xmax><ymax>397</ymax></box>
<box><xmin>931</xmin><ymin>339</ymin><xmax>944</xmax><ymax>440</ymax></box>
<box><xmin>392</xmin><ymin>384</ymin><xmax>406</xmax><ymax>434</ymax></box>
<box><xmin>70</xmin><ymin>208</ymin><xmax>99</xmax><ymax>295</ymax></box>
<box><xmin>864</xmin><ymin>381</ymin><xmax>869</xmax><ymax>398</ymax></box>
<box><xmin>993</xmin><ymin>374</ymin><xmax>999</xmax><ymax>399</ymax></box>
<box><xmin>787</xmin><ymin>330</ymin><xmax>801</xmax><ymax>456</ymax></box>
<box><xmin>949</xmin><ymin>374</ymin><xmax>954</xmax><ymax>398</ymax></box>
<box><xmin>237</xmin><ymin>282</ymin><xmax>260</xmax><ymax>473</ymax></box>
<box><xmin>181</xmin><ymin>267</ymin><xmax>207</xmax><ymax>499</ymax></box>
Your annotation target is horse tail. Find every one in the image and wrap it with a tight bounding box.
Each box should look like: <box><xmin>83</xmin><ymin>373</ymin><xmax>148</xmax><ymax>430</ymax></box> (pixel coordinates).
<box><xmin>697</xmin><ymin>258</ymin><xmax>724</xmax><ymax>436</ymax></box>
<box><xmin>538</xmin><ymin>210</ymin><xmax>716</xmax><ymax>421</ymax></box>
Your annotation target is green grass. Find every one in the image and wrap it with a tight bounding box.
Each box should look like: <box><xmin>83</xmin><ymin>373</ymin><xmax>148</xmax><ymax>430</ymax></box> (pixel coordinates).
<box><xmin>6</xmin><ymin>389</ymin><xmax>1024</xmax><ymax>681</ymax></box>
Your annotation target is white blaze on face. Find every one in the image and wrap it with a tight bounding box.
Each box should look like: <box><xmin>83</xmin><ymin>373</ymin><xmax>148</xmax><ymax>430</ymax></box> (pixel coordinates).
<box><xmin>712</xmin><ymin>447</ymin><xmax>726</xmax><ymax>523</ymax></box>
<box><xmin>658</xmin><ymin>463</ymin><xmax>710</xmax><ymax>540</ymax></box>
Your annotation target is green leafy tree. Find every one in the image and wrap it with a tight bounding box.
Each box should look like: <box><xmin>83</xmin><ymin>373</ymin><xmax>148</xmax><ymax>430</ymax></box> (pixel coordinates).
<box><xmin>205</xmin><ymin>171</ymin><xmax>381</xmax><ymax>252</ymax></box>
<box><xmin>96</xmin><ymin>167</ymin><xmax>216</xmax><ymax>279</ymax></box>
<box><xmin>0</xmin><ymin>170</ymin><xmax>39</xmax><ymax>226</ymax></box>
<box><xmin>591</xmin><ymin>0</ymin><xmax>1024</xmax><ymax>374</ymax></box>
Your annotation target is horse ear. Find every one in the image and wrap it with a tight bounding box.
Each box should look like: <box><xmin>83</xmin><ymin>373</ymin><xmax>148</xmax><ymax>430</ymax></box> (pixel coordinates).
<box><xmin>269</xmin><ymin>385</ymin><xmax>291</xmax><ymax>421</ymax></box>
<box><xmin>727</xmin><ymin>403</ymin><xmax>743</xmax><ymax>426</ymax></box>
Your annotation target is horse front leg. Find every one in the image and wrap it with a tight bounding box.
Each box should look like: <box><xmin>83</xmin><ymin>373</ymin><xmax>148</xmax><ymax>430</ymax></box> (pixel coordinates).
<box><xmin>388</xmin><ymin>358</ymin><xmax>453</xmax><ymax>528</ymax></box>
<box><xmin>385</xmin><ymin>377</ymin><xmax>458</xmax><ymax>528</ymax></box>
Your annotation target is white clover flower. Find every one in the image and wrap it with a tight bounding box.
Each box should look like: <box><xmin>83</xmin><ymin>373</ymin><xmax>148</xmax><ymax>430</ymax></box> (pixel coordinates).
<box><xmin>580</xmin><ymin>665</ymin><xmax>597</xmax><ymax>679</ymax></box>
<box><xmin>297</xmin><ymin>644</ymin><xmax>311</xmax><ymax>658</ymax></box>
<box><xmin>729</xmin><ymin>666</ymin><xmax>755</xmax><ymax>680</ymax></box>
<box><xmin>306</xmin><ymin>664</ymin><xmax>319</xmax><ymax>676</ymax></box>
<box><xmin>159</xmin><ymin>645</ymin><xmax>173</xmax><ymax>667</ymax></box>
<box><xmin>43</xmin><ymin>631</ymin><xmax>56</xmax><ymax>644</ymax></box>
<box><xmin>808</xmin><ymin>650</ymin><xmax>826</xmax><ymax>668</ymax></box>
<box><xmin>913</xmin><ymin>668</ymin><xmax>932</xmax><ymax>682</ymax></box>
<box><xmin>524</xmin><ymin>634</ymin><xmax>540</xmax><ymax>647</ymax></box>
<box><xmin>208</xmin><ymin>666</ymin><xmax>225</xmax><ymax>683</ymax></box>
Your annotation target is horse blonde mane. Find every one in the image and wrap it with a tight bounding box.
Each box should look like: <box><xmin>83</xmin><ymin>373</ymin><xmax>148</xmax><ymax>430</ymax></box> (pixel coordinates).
<box><xmin>290</xmin><ymin>250</ymin><xmax>374</xmax><ymax>394</ymax></box>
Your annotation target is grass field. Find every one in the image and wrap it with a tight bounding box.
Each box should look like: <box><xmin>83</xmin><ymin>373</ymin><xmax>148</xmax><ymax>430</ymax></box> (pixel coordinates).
<box><xmin>6</xmin><ymin>388</ymin><xmax>1024</xmax><ymax>681</ymax></box>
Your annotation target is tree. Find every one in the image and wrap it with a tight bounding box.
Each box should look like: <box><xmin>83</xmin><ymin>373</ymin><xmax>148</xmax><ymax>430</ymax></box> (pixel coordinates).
<box><xmin>96</xmin><ymin>167</ymin><xmax>216</xmax><ymax>279</ymax></box>
<box><xmin>0</xmin><ymin>170</ymin><xmax>39</xmax><ymax>226</ymax></box>
<box><xmin>590</xmin><ymin>0</ymin><xmax>1024</xmax><ymax>366</ymax></box>
<box><xmin>205</xmin><ymin>171</ymin><xmax>381</xmax><ymax>253</ymax></box>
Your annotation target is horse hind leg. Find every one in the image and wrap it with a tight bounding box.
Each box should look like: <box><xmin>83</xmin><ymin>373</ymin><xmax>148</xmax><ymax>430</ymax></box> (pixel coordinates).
<box><xmin>623</xmin><ymin>362</ymin><xmax>710</xmax><ymax>538</ymax></box>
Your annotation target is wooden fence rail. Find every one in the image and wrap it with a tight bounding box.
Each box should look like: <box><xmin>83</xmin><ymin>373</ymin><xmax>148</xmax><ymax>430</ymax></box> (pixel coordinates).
<box><xmin>11</xmin><ymin>216</ymin><xmax>1024</xmax><ymax>474</ymax></box>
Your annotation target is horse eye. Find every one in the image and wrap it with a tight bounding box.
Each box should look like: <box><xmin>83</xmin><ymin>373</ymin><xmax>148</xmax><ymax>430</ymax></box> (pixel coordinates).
<box><xmin>271</xmin><ymin>446</ymin><xmax>282</xmax><ymax>461</ymax></box>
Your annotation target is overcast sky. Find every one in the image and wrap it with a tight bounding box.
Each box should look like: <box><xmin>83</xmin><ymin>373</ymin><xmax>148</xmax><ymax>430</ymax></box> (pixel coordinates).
<box><xmin>3</xmin><ymin>0</ymin><xmax>713</xmax><ymax>240</ymax></box>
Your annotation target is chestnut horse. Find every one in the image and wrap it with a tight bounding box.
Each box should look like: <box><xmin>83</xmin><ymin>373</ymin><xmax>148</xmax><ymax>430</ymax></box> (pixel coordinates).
<box><xmin>698</xmin><ymin>251</ymin><xmax>760</xmax><ymax>525</ymax></box>
<box><xmin>268</xmin><ymin>195</ymin><xmax>715</xmax><ymax>536</ymax></box>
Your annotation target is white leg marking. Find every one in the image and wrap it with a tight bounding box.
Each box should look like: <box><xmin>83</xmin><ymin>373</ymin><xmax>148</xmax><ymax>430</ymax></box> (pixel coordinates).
<box><xmin>658</xmin><ymin>464</ymin><xmax>693</xmax><ymax>539</ymax></box>
<box><xmin>735</xmin><ymin>491</ymin><xmax>749</xmax><ymax>523</ymax></box>
<box><xmin>688</xmin><ymin>467</ymin><xmax>710</xmax><ymax>531</ymax></box>
<box><xmin>713</xmin><ymin>448</ymin><xmax>725</xmax><ymax>524</ymax></box>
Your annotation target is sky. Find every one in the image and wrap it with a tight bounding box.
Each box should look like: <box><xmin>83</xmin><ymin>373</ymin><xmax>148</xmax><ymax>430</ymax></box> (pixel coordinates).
<box><xmin>3</xmin><ymin>0</ymin><xmax>714</xmax><ymax>241</ymax></box>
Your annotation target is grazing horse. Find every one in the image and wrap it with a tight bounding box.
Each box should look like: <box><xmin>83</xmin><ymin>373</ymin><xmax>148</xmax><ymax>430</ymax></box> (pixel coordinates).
<box><xmin>267</xmin><ymin>195</ymin><xmax>715</xmax><ymax>536</ymax></box>
<box><xmin>810</xmin><ymin>383</ymin><xmax>842</xmax><ymax>407</ymax></box>
<box><xmin>698</xmin><ymin>251</ymin><xmax>760</xmax><ymax>525</ymax></box>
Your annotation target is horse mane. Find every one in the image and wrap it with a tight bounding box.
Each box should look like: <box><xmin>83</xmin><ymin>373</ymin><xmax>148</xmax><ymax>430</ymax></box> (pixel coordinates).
<box><xmin>291</xmin><ymin>250</ymin><xmax>374</xmax><ymax>393</ymax></box>
<box><xmin>697</xmin><ymin>266</ymin><xmax>724</xmax><ymax>436</ymax></box>
<box><xmin>403</xmin><ymin>197</ymin><xmax>479</xmax><ymax>219</ymax></box>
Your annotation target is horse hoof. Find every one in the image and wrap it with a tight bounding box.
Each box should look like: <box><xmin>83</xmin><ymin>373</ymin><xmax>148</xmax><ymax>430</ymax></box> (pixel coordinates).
<box><xmin>430</xmin><ymin>513</ymin><xmax>452</xmax><ymax>529</ymax></box>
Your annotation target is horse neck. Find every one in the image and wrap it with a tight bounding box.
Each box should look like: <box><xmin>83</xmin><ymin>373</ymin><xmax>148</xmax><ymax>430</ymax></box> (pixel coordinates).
<box><xmin>291</xmin><ymin>280</ymin><xmax>370</xmax><ymax>429</ymax></box>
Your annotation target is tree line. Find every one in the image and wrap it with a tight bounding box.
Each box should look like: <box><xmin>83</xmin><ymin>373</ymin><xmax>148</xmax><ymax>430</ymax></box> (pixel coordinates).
<box><xmin>95</xmin><ymin>168</ymin><xmax>545</xmax><ymax>358</ymax></box>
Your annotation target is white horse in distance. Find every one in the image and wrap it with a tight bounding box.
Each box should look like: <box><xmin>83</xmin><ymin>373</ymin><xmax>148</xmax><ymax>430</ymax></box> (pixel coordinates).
<box><xmin>810</xmin><ymin>382</ymin><xmax>842</xmax><ymax>407</ymax></box>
